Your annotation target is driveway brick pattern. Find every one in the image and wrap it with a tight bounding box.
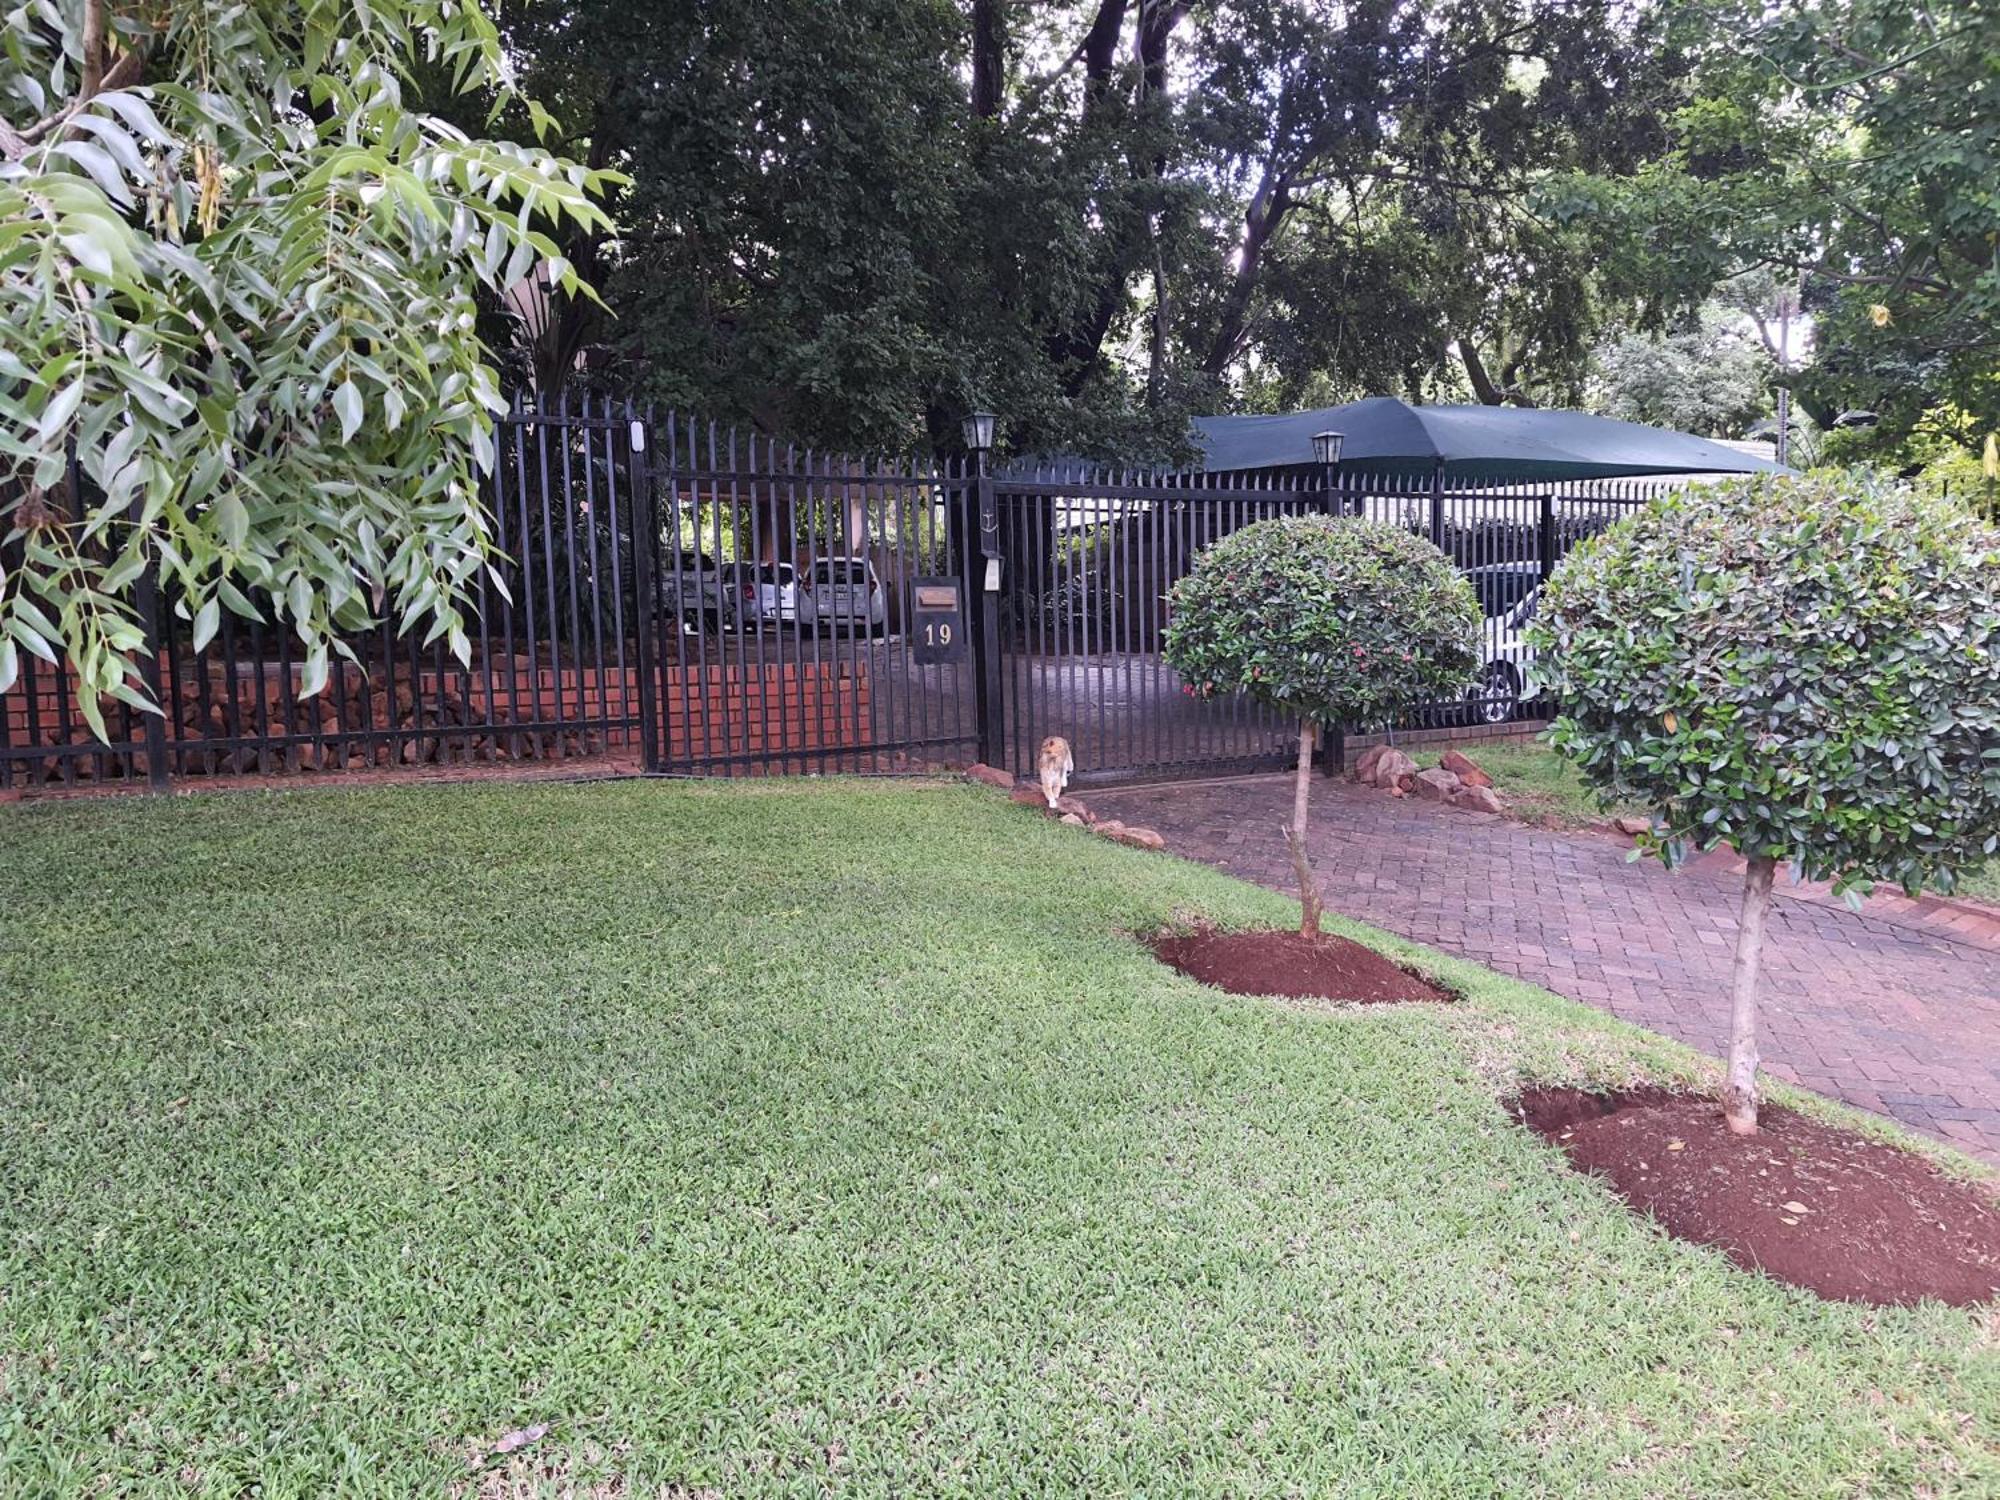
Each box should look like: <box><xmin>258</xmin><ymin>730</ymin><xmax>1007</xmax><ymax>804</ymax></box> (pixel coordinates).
<box><xmin>1091</xmin><ymin>774</ymin><xmax>2000</xmax><ymax>1162</ymax></box>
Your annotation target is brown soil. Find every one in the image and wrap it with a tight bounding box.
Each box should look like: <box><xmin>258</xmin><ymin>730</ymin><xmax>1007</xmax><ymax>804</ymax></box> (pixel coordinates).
<box><xmin>1148</xmin><ymin>928</ymin><xmax>1452</xmax><ymax>1004</ymax></box>
<box><xmin>1513</xmin><ymin>1087</ymin><xmax>2000</xmax><ymax>1306</ymax></box>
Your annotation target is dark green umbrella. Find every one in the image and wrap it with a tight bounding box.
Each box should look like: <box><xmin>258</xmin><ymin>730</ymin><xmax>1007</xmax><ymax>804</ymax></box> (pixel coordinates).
<box><xmin>1192</xmin><ymin>397</ymin><xmax>1789</xmax><ymax>480</ymax></box>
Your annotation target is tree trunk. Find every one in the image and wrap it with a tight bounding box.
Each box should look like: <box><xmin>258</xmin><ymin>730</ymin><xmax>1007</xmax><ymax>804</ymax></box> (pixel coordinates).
<box><xmin>1723</xmin><ymin>855</ymin><xmax>1778</xmax><ymax>1135</ymax></box>
<box><xmin>1282</xmin><ymin>717</ymin><xmax>1323</xmax><ymax>938</ymax></box>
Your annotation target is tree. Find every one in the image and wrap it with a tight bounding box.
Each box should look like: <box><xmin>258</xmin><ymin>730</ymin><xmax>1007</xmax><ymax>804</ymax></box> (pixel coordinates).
<box><xmin>484</xmin><ymin>0</ymin><xmax>1689</xmax><ymax>453</ymax></box>
<box><xmin>1597</xmin><ymin>0</ymin><xmax>2000</xmax><ymax>456</ymax></box>
<box><xmin>1163</xmin><ymin>516</ymin><xmax>1479</xmax><ymax>935</ymax></box>
<box><xmin>1531</xmin><ymin>473</ymin><xmax>2000</xmax><ymax>1133</ymax></box>
<box><xmin>1</xmin><ymin>1</ymin><xmax>614</xmax><ymax>730</ymax></box>
<box><xmin>1586</xmin><ymin>301</ymin><xmax>1772</xmax><ymax>437</ymax></box>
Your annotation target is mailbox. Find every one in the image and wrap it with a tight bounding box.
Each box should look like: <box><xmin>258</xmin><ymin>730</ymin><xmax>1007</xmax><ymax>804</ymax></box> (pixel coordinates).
<box><xmin>909</xmin><ymin>576</ymin><xmax>967</xmax><ymax>663</ymax></box>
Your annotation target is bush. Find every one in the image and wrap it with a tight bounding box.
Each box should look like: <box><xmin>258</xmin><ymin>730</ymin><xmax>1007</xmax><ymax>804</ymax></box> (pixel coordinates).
<box><xmin>1531</xmin><ymin>471</ymin><xmax>2000</xmax><ymax>1130</ymax></box>
<box><xmin>1165</xmin><ymin>515</ymin><xmax>1480</xmax><ymax>932</ymax></box>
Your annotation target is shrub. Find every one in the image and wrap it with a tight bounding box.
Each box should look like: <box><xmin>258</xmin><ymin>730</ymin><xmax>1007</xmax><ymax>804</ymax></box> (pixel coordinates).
<box><xmin>1165</xmin><ymin>515</ymin><xmax>1481</xmax><ymax>933</ymax></box>
<box><xmin>1531</xmin><ymin>471</ymin><xmax>2000</xmax><ymax>1132</ymax></box>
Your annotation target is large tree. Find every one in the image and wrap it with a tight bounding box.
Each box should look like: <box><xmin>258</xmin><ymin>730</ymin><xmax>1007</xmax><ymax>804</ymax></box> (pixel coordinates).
<box><xmin>1</xmin><ymin>0</ymin><xmax>612</xmax><ymax>727</ymax></box>
<box><xmin>487</xmin><ymin>0</ymin><xmax>1687</xmax><ymax>452</ymax></box>
<box><xmin>1595</xmin><ymin>0</ymin><xmax>2000</xmax><ymax>457</ymax></box>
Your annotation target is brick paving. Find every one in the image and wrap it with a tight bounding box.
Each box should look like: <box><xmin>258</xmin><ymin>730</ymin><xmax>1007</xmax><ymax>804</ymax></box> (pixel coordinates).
<box><xmin>1090</xmin><ymin>774</ymin><xmax>2000</xmax><ymax>1162</ymax></box>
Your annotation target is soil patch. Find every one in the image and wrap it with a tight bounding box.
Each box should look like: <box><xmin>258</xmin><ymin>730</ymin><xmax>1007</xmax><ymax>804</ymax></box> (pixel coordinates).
<box><xmin>1513</xmin><ymin>1086</ymin><xmax>2000</xmax><ymax>1306</ymax></box>
<box><xmin>1148</xmin><ymin>928</ymin><xmax>1452</xmax><ymax>1005</ymax></box>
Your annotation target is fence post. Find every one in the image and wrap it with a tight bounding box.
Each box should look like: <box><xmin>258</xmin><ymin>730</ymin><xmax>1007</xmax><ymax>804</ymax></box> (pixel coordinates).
<box><xmin>1537</xmin><ymin>492</ymin><xmax>1557</xmax><ymax>586</ymax></box>
<box><xmin>971</xmin><ymin>456</ymin><xmax>1004</xmax><ymax>769</ymax></box>
<box><xmin>627</xmin><ymin>414</ymin><xmax>662</xmax><ymax>772</ymax></box>
<box><xmin>134</xmin><ymin>548</ymin><xmax>172</xmax><ymax>793</ymax></box>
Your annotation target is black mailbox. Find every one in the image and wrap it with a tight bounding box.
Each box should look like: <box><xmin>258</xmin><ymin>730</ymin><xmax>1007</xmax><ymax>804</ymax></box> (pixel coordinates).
<box><xmin>909</xmin><ymin>576</ymin><xmax>967</xmax><ymax>663</ymax></box>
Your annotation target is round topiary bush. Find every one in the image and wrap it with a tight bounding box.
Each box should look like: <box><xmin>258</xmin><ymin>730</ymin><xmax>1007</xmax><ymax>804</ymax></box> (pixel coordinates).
<box><xmin>1530</xmin><ymin>471</ymin><xmax>2000</xmax><ymax>1132</ymax></box>
<box><xmin>1164</xmin><ymin>514</ymin><xmax>1481</xmax><ymax>934</ymax></box>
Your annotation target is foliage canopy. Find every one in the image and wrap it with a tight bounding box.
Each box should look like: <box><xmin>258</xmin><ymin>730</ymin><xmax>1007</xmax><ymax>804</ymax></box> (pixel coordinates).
<box><xmin>0</xmin><ymin>0</ymin><xmax>614</xmax><ymax>728</ymax></box>
<box><xmin>1532</xmin><ymin>472</ymin><xmax>2000</xmax><ymax>897</ymax></box>
<box><xmin>1163</xmin><ymin>515</ymin><xmax>1481</xmax><ymax>729</ymax></box>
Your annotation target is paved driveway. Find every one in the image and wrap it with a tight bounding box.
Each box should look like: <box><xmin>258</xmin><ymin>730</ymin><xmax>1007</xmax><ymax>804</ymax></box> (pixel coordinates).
<box><xmin>1090</xmin><ymin>774</ymin><xmax>2000</xmax><ymax>1162</ymax></box>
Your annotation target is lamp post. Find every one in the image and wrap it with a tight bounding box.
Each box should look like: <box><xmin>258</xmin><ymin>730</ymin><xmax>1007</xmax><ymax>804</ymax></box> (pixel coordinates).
<box><xmin>1312</xmin><ymin>429</ymin><xmax>1344</xmax><ymax>516</ymax></box>
<box><xmin>961</xmin><ymin>410</ymin><xmax>1004</xmax><ymax>767</ymax></box>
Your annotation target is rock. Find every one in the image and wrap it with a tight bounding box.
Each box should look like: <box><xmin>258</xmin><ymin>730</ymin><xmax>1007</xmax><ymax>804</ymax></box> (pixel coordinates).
<box><xmin>966</xmin><ymin>763</ymin><xmax>1015</xmax><ymax>791</ymax></box>
<box><xmin>1439</xmin><ymin>749</ymin><xmax>1493</xmax><ymax>787</ymax></box>
<box><xmin>1055</xmin><ymin>794</ymin><xmax>1093</xmax><ymax>822</ymax></box>
<box><xmin>1614</xmin><ymin>815</ymin><xmax>1651</xmax><ymax>837</ymax></box>
<box><xmin>1372</xmin><ymin>748</ymin><xmax>1418</xmax><ymax>790</ymax></box>
<box><xmin>1352</xmin><ymin>744</ymin><xmax>1389</xmax><ymax>783</ymax></box>
<box><xmin>1009</xmin><ymin>782</ymin><xmax>1050</xmax><ymax>808</ymax></box>
<box><xmin>1451</xmin><ymin>783</ymin><xmax>1505</xmax><ymax>815</ymax></box>
<box><xmin>1060</xmin><ymin>812</ymin><xmax>1086</xmax><ymax>827</ymax></box>
<box><xmin>1095</xmin><ymin>821</ymin><xmax>1166</xmax><ymax>851</ymax></box>
<box><xmin>1413</xmin><ymin>767</ymin><xmax>1461</xmax><ymax>802</ymax></box>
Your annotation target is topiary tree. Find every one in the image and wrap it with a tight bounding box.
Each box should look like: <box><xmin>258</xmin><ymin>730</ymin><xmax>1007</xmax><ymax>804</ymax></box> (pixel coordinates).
<box><xmin>1164</xmin><ymin>515</ymin><xmax>1481</xmax><ymax>936</ymax></box>
<box><xmin>1531</xmin><ymin>472</ymin><xmax>2000</xmax><ymax>1134</ymax></box>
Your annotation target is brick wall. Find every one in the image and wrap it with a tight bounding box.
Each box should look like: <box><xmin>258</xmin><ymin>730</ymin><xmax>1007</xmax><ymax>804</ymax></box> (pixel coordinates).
<box><xmin>2</xmin><ymin>655</ymin><xmax>872</xmax><ymax>783</ymax></box>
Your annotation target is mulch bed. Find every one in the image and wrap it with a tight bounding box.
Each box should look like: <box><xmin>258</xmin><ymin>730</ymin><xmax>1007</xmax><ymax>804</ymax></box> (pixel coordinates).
<box><xmin>1513</xmin><ymin>1086</ymin><xmax>2000</xmax><ymax>1307</ymax></box>
<box><xmin>1148</xmin><ymin>928</ymin><xmax>1452</xmax><ymax>1005</ymax></box>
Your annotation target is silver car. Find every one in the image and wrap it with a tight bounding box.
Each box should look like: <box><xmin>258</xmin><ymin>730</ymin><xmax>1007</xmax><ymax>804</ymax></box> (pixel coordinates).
<box><xmin>806</xmin><ymin>556</ymin><xmax>886</xmax><ymax>634</ymax></box>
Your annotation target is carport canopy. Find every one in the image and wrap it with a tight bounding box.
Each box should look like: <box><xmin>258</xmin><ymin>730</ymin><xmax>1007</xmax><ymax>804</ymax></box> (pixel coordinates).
<box><xmin>1191</xmin><ymin>397</ymin><xmax>1790</xmax><ymax>481</ymax></box>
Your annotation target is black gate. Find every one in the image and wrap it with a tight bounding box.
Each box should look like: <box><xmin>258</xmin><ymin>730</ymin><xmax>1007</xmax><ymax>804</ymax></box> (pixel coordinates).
<box><xmin>980</xmin><ymin>466</ymin><xmax>1662</xmax><ymax>785</ymax></box>
<box><xmin>987</xmin><ymin>463</ymin><xmax>1327</xmax><ymax>783</ymax></box>
<box><xmin>633</xmin><ymin>420</ymin><xmax>980</xmax><ymax>775</ymax></box>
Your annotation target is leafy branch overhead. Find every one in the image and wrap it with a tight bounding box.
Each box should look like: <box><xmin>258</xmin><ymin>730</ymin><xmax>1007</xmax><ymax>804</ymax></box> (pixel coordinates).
<box><xmin>0</xmin><ymin>0</ymin><xmax>618</xmax><ymax>733</ymax></box>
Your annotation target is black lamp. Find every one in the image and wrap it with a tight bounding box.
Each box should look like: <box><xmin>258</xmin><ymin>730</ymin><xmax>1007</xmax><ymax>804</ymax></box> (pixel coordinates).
<box><xmin>1311</xmin><ymin>429</ymin><xmax>1344</xmax><ymax>467</ymax></box>
<box><xmin>962</xmin><ymin>410</ymin><xmax>998</xmax><ymax>454</ymax></box>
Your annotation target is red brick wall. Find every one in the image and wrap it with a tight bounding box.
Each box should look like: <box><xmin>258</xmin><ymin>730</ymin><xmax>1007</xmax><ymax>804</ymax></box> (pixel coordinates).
<box><xmin>2</xmin><ymin>655</ymin><xmax>872</xmax><ymax>782</ymax></box>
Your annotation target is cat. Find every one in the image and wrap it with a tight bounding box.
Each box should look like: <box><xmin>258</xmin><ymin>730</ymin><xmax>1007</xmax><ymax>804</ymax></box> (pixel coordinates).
<box><xmin>1037</xmin><ymin>735</ymin><xmax>1074</xmax><ymax>809</ymax></box>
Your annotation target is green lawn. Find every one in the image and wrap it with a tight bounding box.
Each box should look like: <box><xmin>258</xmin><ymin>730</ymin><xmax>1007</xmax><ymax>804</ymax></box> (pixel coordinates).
<box><xmin>2</xmin><ymin>780</ymin><xmax>1995</xmax><ymax>1496</ymax></box>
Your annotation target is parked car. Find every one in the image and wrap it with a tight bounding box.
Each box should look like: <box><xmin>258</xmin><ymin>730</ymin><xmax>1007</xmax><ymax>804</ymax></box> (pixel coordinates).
<box><xmin>1465</xmin><ymin>588</ymin><xmax>1542</xmax><ymax>724</ymax></box>
<box><xmin>806</xmin><ymin>556</ymin><xmax>887</xmax><ymax>634</ymax></box>
<box><xmin>662</xmin><ymin>551</ymin><xmax>742</xmax><ymax>633</ymax></box>
<box><xmin>1462</xmin><ymin>560</ymin><xmax>1542</xmax><ymax>618</ymax></box>
<box><xmin>740</xmin><ymin>561</ymin><xmax>818</xmax><ymax>632</ymax></box>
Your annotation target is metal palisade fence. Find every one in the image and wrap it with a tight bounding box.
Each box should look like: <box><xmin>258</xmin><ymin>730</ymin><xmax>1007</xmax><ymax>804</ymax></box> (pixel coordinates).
<box><xmin>2</xmin><ymin>395</ymin><xmax>1675</xmax><ymax>792</ymax></box>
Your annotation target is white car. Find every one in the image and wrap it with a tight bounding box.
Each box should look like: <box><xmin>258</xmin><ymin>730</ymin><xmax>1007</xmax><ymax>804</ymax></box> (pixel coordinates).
<box><xmin>739</xmin><ymin>562</ymin><xmax>818</xmax><ymax>631</ymax></box>
<box><xmin>1467</xmin><ymin>589</ymin><xmax>1542</xmax><ymax>724</ymax></box>
<box><xmin>806</xmin><ymin>556</ymin><xmax>886</xmax><ymax>634</ymax></box>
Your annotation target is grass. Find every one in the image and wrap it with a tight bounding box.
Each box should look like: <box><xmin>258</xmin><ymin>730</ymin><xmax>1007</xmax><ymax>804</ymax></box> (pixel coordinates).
<box><xmin>1422</xmin><ymin>735</ymin><xmax>1644</xmax><ymax>831</ymax></box>
<box><xmin>2</xmin><ymin>779</ymin><xmax>1996</xmax><ymax>1497</ymax></box>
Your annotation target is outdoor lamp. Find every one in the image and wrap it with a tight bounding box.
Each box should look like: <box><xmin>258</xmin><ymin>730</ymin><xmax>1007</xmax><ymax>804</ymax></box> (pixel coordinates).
<box><xmin>1312</xmin><ymin>429</ymin><xmax>1344</xmax><ymax>467</ymax></box>
<box><xmin>962</xmin><ymin>410</ymin><xmax>998</xmax><ymax>453</ymax></box>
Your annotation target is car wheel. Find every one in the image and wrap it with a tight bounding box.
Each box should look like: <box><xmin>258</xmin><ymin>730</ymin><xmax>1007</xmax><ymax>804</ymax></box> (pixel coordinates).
<box><xmin>1476</xmin><ymin>662</ymin><xmax>1520</xmax><ymax>724</ymax></box>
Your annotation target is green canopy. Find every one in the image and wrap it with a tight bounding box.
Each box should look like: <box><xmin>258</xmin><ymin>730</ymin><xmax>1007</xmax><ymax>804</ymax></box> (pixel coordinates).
<box><xmin>1192</xmin><ymin>397</ymin><xmax>1789</xmax><ymax>481</ymax></box>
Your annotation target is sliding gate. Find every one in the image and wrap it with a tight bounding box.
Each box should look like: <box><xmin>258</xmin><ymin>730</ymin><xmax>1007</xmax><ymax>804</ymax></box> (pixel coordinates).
<box><xmin>989</xmin><ymin>464</ymin><xmax>1325</xmax><ymax>784</ymax></box>
<box><xmin>984</xmin><ymin>467</ymin><xmax>1658</xmax><ymax>785</ymax></box>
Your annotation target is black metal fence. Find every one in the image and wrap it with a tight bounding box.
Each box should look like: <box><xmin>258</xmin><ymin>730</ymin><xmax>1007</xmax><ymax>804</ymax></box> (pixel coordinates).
<box><xmin>4</xmin><ymin>397</ymin><xmax>1677</xmax><ymax>793</ymax></box>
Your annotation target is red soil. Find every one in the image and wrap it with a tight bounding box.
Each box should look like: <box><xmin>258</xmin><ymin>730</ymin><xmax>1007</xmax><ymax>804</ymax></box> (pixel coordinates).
<box><xmin>1148</xmin><ymin>928</ymin><xmax>1452</xmax><ymax>1004</ymax></box>
<box><xmin>1514</xmin><ymin>1087</ymin><xmax>2000</xmax><ymax>1306</ymax></box>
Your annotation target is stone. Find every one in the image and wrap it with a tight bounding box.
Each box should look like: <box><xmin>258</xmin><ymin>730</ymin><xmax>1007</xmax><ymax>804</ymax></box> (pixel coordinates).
<box><xmin>1095</xmin><ymin>821</ymin><xmax>1166</xmax><ymax>851</ymax></box>
<box><xmin>1352</xmin><ymin>744</ymin><xmax>1389</xmax><ymax>783</ymax></box>
<box><xmin>1413</xmin><ymin>767</ymin><xmax>1461</xmax><ymax>802</ymax></box>
<box><xmin>1060</xmin><ymin>812</ymin><xmax>1086</xmax><ymax>827</ymax></box>
<box><xmin>1009</xmin><ymin>782</ymin><xmax>1049</xmax><ymax>808</ymax></box>
<box><xmin>1055</xmin><ymin>794</ymin><xmax>1094</xmax><ymax>821</ymax></box>
<box><xmin>1451</xmin><ymin>783</ymin><xmax>1505</xmax><ymax>815</ymax></box>
<box><xmin>1372</xmin><ymin>748</ymin><xmax>1418</xmax><ymax>790</ymax></box>
<box><xmin>1439</xmin><ymin>749</ymin><xmax>1493</xmax><ymax>787</ymax></box>
<box><xmin>1614</xmin><ymin>814</ymin><xmax>1652</xmax><ymax>837</ymax></box>
<box><xmin>965</xmin><ymin>763</ymin><xmax>1015</xmax><ymax>791</ymax></box>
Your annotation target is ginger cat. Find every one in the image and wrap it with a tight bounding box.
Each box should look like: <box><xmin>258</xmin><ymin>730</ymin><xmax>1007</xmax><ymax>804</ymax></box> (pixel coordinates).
<box><xmin>1037</xmin><ymin>735</ymin><xmax>1074</xmax><ymax>808</ymax></box>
